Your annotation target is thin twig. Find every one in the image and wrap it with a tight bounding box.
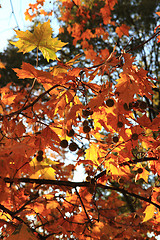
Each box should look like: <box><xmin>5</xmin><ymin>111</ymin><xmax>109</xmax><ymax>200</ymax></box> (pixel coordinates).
<box><xmin>75</xmin><ymin>187</ymin><xmax>91</xmax><ymax>223</ymax></box>
<box><xmin>14</xmin><ymin>194</ymin><xmax>39</xmax><ymax>216</ymax></box>
<box><xmin>119</xmin><ymin>157</ymin><xmax>159</xmax><ymax>166</ymax></box>
<box><xmin>94</xmin><ymin>156</ymin><xmax>159</xmax><ymax>181</ymax></box>
<box><xmin>126</xmin><ymin>30</ymin><xmax>160</xmax><ymax>53</ymax></box>
<box><xmin>0</xmin><ymin>84</ymin><xmax>60</xmax><ymax>121</ymax></box>
<box><xmin>0</xmin><ymin>203</ymin><xmax>43</xmax><ymax>238</ymax></box>
<box><xmin>9</xmin><ymin>0</ymin><xmax>20</xmax><ymax>30</ymax></box>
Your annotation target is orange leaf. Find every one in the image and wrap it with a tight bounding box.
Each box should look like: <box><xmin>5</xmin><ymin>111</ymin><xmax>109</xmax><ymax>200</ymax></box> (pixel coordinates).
<box><xmin>66</xmin><ymin>104</ymin><xmax>83</xmax><ymax>121</ymax></box>
<box><xmin>6</xmin><ymin>223</ymin><xmax>38</xmax><ymax>240</ymax></box>
<box><xmin>116</xmin><ymin>24</ymin><xmax>130</xmax><ymax>38</ymax></box>
<box><xmin>0</xmin><ymin>61</ymin><xmax>5</xmax><ymax>69</ymax></box>
<box><xmin>13</xmin><ymin>62</ymin><xmax>53</xmax><ymax>80</ymax></box>
<box><xmin>115</xmin><ymin>73</ymin><xmax>139</xmax><ymax>103</ymax></box>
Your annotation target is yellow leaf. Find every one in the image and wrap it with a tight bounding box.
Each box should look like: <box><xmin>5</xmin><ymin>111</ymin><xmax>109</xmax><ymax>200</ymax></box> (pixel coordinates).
<box><xmin>0</xmin><ymin>211</ymin><xmax>12</xmax><ymax>221</ymax></box>
<box><xmin>6</xmin><ymin>223</ymin><xmax>38</xmax><ymax>240</ymax></box>
<box><xmin>135</xmin><ymin>168</ymin><xmax>150</xmax><ymax>183</ymax></box>
<box><xmin>125</xmin><ymin>128</ymin><xmax>132</xmax><ymax>137</ymax></box>
<box><xmin>142</xmin><ymin>204</ymin><xmax>155</xmax><ymax>222</ymax></box>
<box><xmin>141</xmin><ymin>140</ymin><xmax>149</xmax><ymax>150</ymax></box>
<box><xmin>85</xmin><ymin>143</ymin><xmax>99</xmax><ymax>167</ymax></box>
<box><xmin>105</xmin><ymin>160</ymin><xmax>130</xmax><ymax>176</ymax></box>
<box><xmin>145</xmin><ymin>128</ymin><xmax>153</xmax><ymax>136</ymax></box>
<box><xmin>30</xmin><ymin>156</ymin><xmax>56</xmax><ymax>179</ymax></box>
<box><xmin>10</xmin><ymin>20</ymin><xmax>67</xmax><ymax>62</ymax></box>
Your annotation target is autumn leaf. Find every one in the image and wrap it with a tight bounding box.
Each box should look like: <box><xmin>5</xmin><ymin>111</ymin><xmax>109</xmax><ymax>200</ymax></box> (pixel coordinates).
<box><xmin>1</xmin><ymin>1</ymin><xmax>160</xmax><ymax>239</ymax></box>
<box><xmin>142</xmin><ymin>204</ymin><xmax>155</xmax><ymax>223</ymax></box>
<box><xmin>50</xmin><ymin>53</ymin><xmax>83</xmax><ymax>75</ymax></box>
<box><xmin>116</xmin><ymin>24</ymin><xmax>130</xmax><ymax>38</ymax></box>
<box><xmin>0</xmin><ymin>61</ymin><xmax>5</xmax><ymax>69</ymax></box>
<box><xmin>105</xmin><ymin>160</ymin><xmax>130</xmax><ymax>177</ymax></box>
<box><xmin>135</xmin><ymin>168</ymin><xmax>150</xmax><ymax>183</ymax></box>
<box><xmin>115</xmin><ymin>72</ymin><xmax>139</xmax><ymax>103</ymax></box>
<box><xmin>6</xmin><ymin>223</ymin><xmax>38</xmax><ymax>240</ymax></box>
<box><xmin>0</xmin><ymin>211</ymin><xmax>12</xmax><ymax>222</ymax></box>
<box><xmin>29</xmin><ymin>156</ymin><xmax>56</xmax><ymax>180</ymax></box>
<box><xmin>13</xmin><ymin>62</ymin><xmax>60</xmax><ymax>91</ymax></box>
<box><xmin>10</xmin><ymin>20</ymin><xmax>67</xmax><ymax>61</ymax></box>
<box><xmin>85</xmin><ymin>142</ymin><xmax>100</xmax><ymax>167</ymax></box>
<box><xmin>46</xmin><ymin>200</ymin><xmax>59</xmax><ymax>209</ymax></box>
<box><xmin>13</xmin><ymin>62</ymin><xmax>39</xmax><ymax>79</ymax></box>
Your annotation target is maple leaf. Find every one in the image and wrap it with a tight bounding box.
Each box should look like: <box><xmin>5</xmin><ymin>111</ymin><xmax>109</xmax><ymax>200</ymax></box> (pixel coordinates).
<box><xmin>135</xmin><ymin>168</ymin><xmax>150</xmax><ymax>183</ymax></box>
<box><xmin>13</xmin><ymin>62</ymin><xmax>62</xmax><ymax>91</ymax></box>
<box><xmin>50</xmin><ymin>53</ymin><xmax>83</xmax><ymax>75</ymax></box>
<box><xmin>115</xmin><ymin>72</ymin><xmax>139</xmax><ymax>103</ymax></box>
<box><xmin>116</xmin><ymin>24</ymin><xmax>130</xmax><ymax>38</ymax></box>
<box><xmin>6</xmin><ymin>223</ymin><xmax>38</xmax><ymax>240</ymax></box>
<box><xmin>105</xmin><ymin>160</ymin><xmax>130</xmax><ymax>177</ymax></box>
<box><xmin>2</xmin><ymin>1</ymin><xmax>160</xmax><ymax>239</ymax></box>
<box><xmin>10</xmin><ymin>20</ymin><xmax>67</xmax><ymax>61</ymax></box>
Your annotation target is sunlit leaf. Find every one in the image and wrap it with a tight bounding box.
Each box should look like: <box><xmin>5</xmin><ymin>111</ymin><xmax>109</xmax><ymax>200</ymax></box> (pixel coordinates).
<box><xmin>30</xmin><ymin>156</ymin><xmax>56</xmax><ymax>180</ymax></box>
<box><xmin>10</xmin><ymin>20</ymin><xmax>67</xmax><ymax>61</ymax></box>
<box><xmin>85</xmin><ymin>143</ymin><xmax>100</xmax><ymax>167</ymax></box>
<box><xmin>142</xmin><ymin>204</ymin><xmax>155</xmax><ymax>223</ymax></box>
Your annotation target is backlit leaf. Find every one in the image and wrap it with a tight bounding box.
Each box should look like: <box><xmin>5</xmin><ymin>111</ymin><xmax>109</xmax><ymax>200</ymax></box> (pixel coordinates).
<box><xmin>142</xmin><ymin>204</ymin><xmax>155</xmax><ymax>223</ymax></box>
<box><xmin>116</xmin><ymin>24</ymin><xmax>130</xmax><ymax>38</ymax></box>
<box><xmin>30</xmin><ymin>156</ymin><xmax>56</xmax><ymax>180</ymax></box>
<box><xmin>85</xmin><ymin>143</ymin><xmax>100</xmax><ymax>167</ymax></box>
<box><xmin>10</xmin><ymin>20</ymin><xmax>67</xmax><ymax>61</ymax></box>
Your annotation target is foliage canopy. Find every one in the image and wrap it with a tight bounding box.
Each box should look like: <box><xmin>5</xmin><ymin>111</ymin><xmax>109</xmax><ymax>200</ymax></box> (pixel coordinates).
<box><xmin>0</xmin><ymin>1</ymin><xmax>160</xmax><ymax>239</ymax></box>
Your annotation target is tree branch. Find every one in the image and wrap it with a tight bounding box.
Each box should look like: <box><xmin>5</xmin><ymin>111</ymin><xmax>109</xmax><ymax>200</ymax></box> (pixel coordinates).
<box><xmin>126</xmin><ymin>30</ymin><xmax>160</xmax><ymax>53</ymax></box>
<box><xmin>119</xmin><ymin>157</ymin><xmax>159</xmax><ymax>166</ymax></box>
<box><xmin>9</xmin><ymin>0</ymin><xmax>20</xmax><ymax>30</ymax></box>
<box><xmin>0</xmin><ymin>203</ymin><xmax>46</xmax><ymax>239</ymax></box>
<box><xmin>94</xmin><ymin>157</ymin><xmax>159</xmax><ymax>181</ymax></box>
<box><xmin>2</xmin><ymin>176</ymin><xmax>160</xmax><ymax>211</ymax></box>
<box><xmin>0</xmin><ymin>84</ymin><xmax>60</xmax><ymax>121</ymax></box>
<box><xmin>14</xmin><ymin>193</ymin><xmax>39</xmax><ymax>216</ymax></box>
<box><xmin>75</xmin><ymin>187</ymin><xmax>91</xmax><ymax>224</ymax></box>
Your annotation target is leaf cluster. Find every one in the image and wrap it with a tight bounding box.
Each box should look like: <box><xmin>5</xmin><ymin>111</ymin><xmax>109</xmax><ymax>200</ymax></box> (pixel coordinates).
<box><xmin>0</xmin><ymin>2</ymin><xmax>160</xmax><ymax>240</ymax></box>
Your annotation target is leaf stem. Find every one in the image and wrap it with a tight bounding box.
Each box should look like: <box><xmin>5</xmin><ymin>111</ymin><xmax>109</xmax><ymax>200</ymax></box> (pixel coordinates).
<box><xmin>36</xmin><ymin>47</ymin><xmax>39</xmax><ymax>68</ymax></box>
